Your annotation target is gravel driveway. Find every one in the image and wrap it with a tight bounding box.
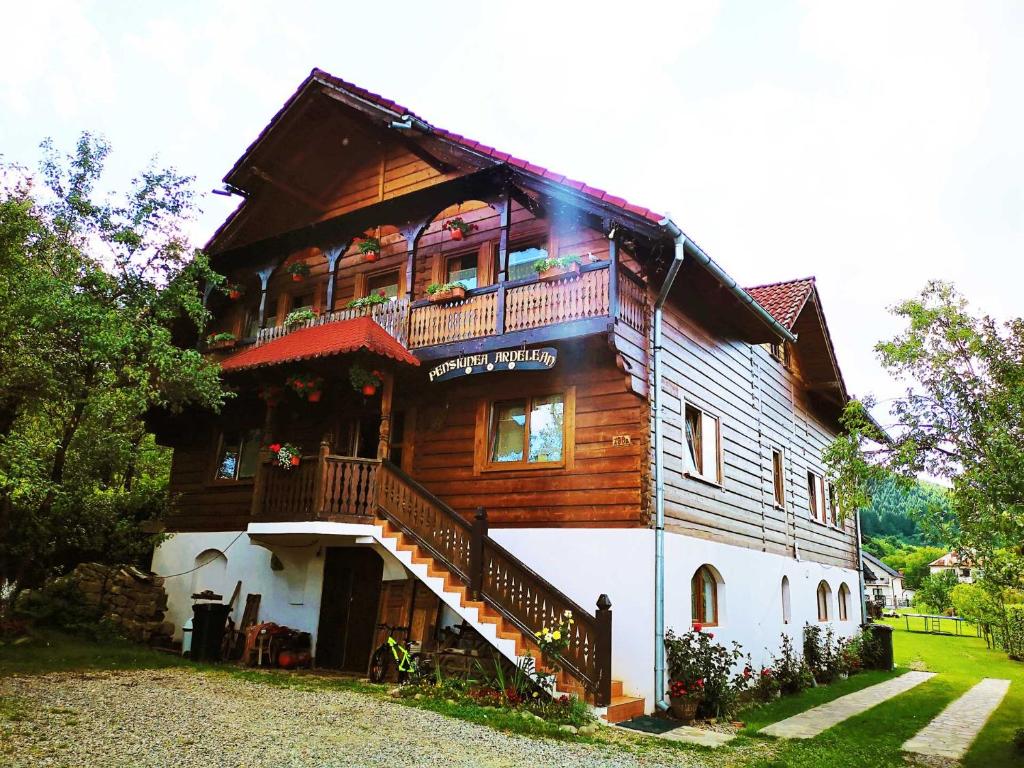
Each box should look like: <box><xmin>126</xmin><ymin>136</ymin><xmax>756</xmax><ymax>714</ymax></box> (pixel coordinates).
<box><xmin>0</xmin><ymin>669</ymin><xmax>706</xmax><ymax>768</ymax></box>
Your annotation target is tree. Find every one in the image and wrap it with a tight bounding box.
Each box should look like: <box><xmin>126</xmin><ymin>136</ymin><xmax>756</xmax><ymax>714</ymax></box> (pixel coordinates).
<box><xmin>0</xmin><ymin>134</ymin><xmax>225</xmax><ymax>600</ymax></box>
<box><xmin>826</xmin><ymin>281</ymin><xmax>1024</xmax><ymax>593</ymax></box>
<box><xmin>880</xmin><ymin>546</ymin><xmax>947</xmax><ymax>591</ymax></box>
<box><xmin>914</xmin><ymin>570</ymin><xmax>959</xmax><ymax>614</ymax></box>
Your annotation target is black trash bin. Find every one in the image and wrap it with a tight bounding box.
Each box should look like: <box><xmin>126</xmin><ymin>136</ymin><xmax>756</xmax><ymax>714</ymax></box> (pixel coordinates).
<box><xmin>863</xmin><ymin>622</ymin><xmax>894</xmax><ymax>670</ymax></box>
<box><xmin>191</xmin><ymin>602</ymin><xmax>230</xmax><ymax>662</ymax></box>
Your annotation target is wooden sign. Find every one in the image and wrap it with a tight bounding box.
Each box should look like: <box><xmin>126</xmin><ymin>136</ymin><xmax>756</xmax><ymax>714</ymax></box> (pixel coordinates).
<box><xmin>428</xmin><ymin>347</ymin><xmax>558</xmax><ymax>383</ymax></box>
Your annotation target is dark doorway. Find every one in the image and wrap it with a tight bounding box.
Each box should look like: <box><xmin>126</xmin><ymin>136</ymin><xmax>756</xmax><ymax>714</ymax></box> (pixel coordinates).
<box><xmin>335</xmin><ymin>399</ymin><xmax>381</xmax><ymax>459</ymax></box>
<box><xmin>316</xmin><ymin>547</ymin><xmax>383</xmax><ymax>672</ymax></box>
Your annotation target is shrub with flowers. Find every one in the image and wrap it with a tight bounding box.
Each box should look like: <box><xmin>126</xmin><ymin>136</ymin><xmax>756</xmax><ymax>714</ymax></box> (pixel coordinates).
<box><xmin>268</xmin><ymin>442</ymin><xmax>302</xmax><ymax>470</ymax></box>
<box><xmin>284</xmin><ymin>372</ymin><xmax>324</xmax><ymax>402</ymax></box>
<box><xmin>665</xmin><ymin>626</ymin><xmax>747</xmax><ymax>718</ymax></box>
<box><xmin>753</xmin><ymin>666</ymin><xmax>781</xmax><ymax>701</ymax></box>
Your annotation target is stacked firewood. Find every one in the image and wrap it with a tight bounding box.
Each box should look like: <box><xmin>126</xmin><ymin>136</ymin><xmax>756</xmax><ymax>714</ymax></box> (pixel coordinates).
<box><xmin>71</xmin><ymin>562</ymin><xmax>174</xmax><ymax>645</ymax></box>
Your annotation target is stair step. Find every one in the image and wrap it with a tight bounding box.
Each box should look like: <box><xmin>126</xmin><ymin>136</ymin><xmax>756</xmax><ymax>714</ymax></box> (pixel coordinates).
<box><xmin>610</xmin><ymin>680</ymin><xmax>623</xmax><ymax>698</ymax></box>
<box><xmin>602</xmin><ymin>695</ymin><xmax>646</xmax><ymax>724</ymax></box>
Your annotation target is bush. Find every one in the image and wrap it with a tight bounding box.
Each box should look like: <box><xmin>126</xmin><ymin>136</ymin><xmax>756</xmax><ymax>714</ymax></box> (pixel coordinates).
<box><xmin>665</xmin><ymin>627</ymin><xmax>748</xmax><ymax>718</ymax></box>
<box><xmin>1014</xmin><ymin>727</ymin><xmax>1024</xmax><ymax>755</ymax></box>
<box><xmin>13</xmin><ymin>577</ymin><xmax>121</xmax><ymax>641</ymax></box>
<box><xmin>992</xmin><ymin>604</ymin><xmax>1024</xmax><ymax>660</ymax></box>
<box><xmin>803</xmin><ymin>624</ymin><xmax>852</xmax><ymax>684</ymax></box>
<box><xmin>771</xmin><ymin>633</ymin><xmax>814</xmax><ymax>694</ymax></box>
<box><xmin>752</xmin><ymin>666</ymin><xmax>781</xmax><ymax>701</ymax></box>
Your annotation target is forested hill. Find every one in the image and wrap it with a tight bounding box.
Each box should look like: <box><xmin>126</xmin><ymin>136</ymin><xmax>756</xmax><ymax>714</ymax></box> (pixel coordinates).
<box><xmin>859</xmin><ymin>477</ymin><xmax>950</xmax><ymax>548</ymax></box>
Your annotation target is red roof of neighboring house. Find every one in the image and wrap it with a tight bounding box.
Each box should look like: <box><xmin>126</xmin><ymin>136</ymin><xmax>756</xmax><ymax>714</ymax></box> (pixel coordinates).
<box><xmin>223</xmin><ymin>68</ymin><xmax>664</xmax><ymax>228</ymax></box>
<box><xmin>929</xmin><ymin>552</ymin><xmax>974</xmax><ymax>568</ymax></box>
<box><xmin>219</xmin><ymin>316</ymin><xmax>420</xmax><ymax>372</ymax></box>
<box><xmin>745</xmin><ymin>277</ymin><xmax>816</xmax><ymax>330</ymax></box>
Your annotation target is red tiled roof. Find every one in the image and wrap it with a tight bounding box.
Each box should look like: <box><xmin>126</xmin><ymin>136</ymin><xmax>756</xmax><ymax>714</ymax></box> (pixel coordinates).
<box><xmin>307</xmin><ymin>69</ymin><xmax>664</xmax><ymax>225</ymax></box>
<box><xmin>745</xmin><ymin>278</ymin><xmax>816</xmax><ymax>331</ymax></box>
<box><xmin>219</xmin><ymin>316</ymin><xmax>420</xmax><ymax>372</ymax></box>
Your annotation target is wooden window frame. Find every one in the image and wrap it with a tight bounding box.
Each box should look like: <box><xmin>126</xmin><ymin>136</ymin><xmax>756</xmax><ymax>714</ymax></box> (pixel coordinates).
<box><xmin>691</xmin><ymin>566</ymin><xmax>719</xmax><ymax>628</ymax></box>
<box><xmin>474</xmin><ymin>387</ymin><xmax>576</xmax><ymax>474</ymax></box>
<box><xmin>838</xmin><ymin>583</ymin><xmax>850</xmax><ymax>621</ymax></box>
<box><xmin>684</xmin><ymin>404</ymin><xmax>722</xmax><ymax>486</ymax></box>
<box><xmin>356</xmin><ymin>267</ymin><xmax>405</xmax><ymax>302</ymax></box>
<box><xmin>443</xmin><ymin>250</ymin><xmax>480</xmax><ymax>290</ymax></box>
<box><xmin>209</xmin><ymin>429</ymin><xmax>261</xmax><ymax>486</ymax></box>
<box><xmin>816</xmin><ymin>581</ymin><xmax>831</xmax><ymax>622</ymax></box>
<box><xmin>827</xmin><ymin>482</ymin><xmax>839</xmax><ymax>527</ymax></box>
<box><xmin>807</xmin><ymin>470</ymin><xmax>826</xmax><ymax>523</ymax></box>
<box><xmin>772</xmin><ymin>448</ymin><xmax>785</xmax><ymax>508</ymax></box>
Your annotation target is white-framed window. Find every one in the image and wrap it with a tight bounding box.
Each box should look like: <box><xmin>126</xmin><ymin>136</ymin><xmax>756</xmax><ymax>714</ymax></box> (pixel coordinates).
<box><xmin>827</xmin><ymin>482</ymin><xmax>839</xmax><ymax>526</ymax></box>
<box><xmin>807</xmin><ymin>470</ymin><xmax>826</xmax><ymax>523</ymax></box>
<box><xmin>684</xmin><ymin>404</ymin><xmax>721</xmax><ymax>484</ymax></box>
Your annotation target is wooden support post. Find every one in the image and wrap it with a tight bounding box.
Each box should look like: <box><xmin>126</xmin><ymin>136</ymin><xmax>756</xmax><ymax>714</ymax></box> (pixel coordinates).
<box><xmin>595</xmin><ymin>593</ymin><xmax>613</xmax><ymax>707</ymax></box>
<box><xmin>607</xmin><ymin>233</ymin><xmax>620</xmax><ymax>322</ymax></box>
<box><xmin>323</xmin><ymin>246</ymin><xmax>344</xmax><ymax>313</ymax></box>
<box><xmin>250</xmin><ymin>449</ymin><xmax>271</xmax><ymax>520</ymax></box>
<box><xmin>469</xmin><ymin>507</ymin><xmax>488</xmax><ymax>599</ymax></box>
<box><xmin>312</xmin><ymin>440</ymin><xmax>330</xmax><ymax>518</ymax></box>
<box><xmin>495</xmin><ymin>190</ymin><xmax>511</xmax><ymax>334</ymax></box>
<box><xmin>377</xmin><ymin>370</ymin><xmax>395</xmax><ymax>461</ymax></box>
<box><xmin>255</xmin><ymin>265</ymin><xmax>275</xmax><ymax>328</ymax></box>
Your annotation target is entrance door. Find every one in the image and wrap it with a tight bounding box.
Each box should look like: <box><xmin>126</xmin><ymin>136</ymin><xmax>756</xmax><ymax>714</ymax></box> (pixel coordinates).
<box><xmin>316</xmin><ymin>547</ymin><xmax>383</xmax><ymax>672</ymax></box>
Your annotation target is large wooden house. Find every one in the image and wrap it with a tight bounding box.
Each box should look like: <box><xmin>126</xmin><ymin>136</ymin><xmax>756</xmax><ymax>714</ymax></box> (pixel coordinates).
<box><xmin>152</xmin><ymin>69</ymin><xmax>863</xmax><ymax>721</ymax></box>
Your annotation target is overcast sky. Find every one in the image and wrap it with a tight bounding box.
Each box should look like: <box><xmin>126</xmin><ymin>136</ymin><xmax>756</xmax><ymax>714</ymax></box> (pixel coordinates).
<box><xmin>3</xmin><ymin>1</ymin><xmax>1022</xmax><ymax>416</ymax></box>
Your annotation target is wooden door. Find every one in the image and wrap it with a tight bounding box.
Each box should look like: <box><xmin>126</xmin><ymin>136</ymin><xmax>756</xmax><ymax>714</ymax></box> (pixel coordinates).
<box><xmin>316</xmin><ymin>547</ymin><xmax>383</xmax><ymax>672</ymax></box>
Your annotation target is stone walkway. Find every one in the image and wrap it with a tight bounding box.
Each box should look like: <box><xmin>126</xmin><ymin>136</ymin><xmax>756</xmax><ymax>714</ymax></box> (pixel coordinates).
<box><xmin>760</xmin><ymin>671</ymin><xmax>935</xmax><ymax>739</ymax></box>
<box><xmin>902</xmin><ymin>678</ymin><xmax>1011</xmax><ymax>761</ymax></box>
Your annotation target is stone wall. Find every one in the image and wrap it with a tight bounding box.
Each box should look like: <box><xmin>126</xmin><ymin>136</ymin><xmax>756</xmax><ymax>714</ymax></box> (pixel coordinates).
<box><xmin>71</xmin><ymin>562</ymin><xmax>174</xmax><ymax>645</ymax></box>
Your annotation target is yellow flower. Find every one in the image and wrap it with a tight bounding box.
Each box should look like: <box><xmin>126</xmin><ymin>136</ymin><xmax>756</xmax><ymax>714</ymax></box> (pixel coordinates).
<box><xmin>535</xmin><ymin>631</ymin><xmax>542</xmax><ymax>637</ymax></box>
<box><xmin>552</xmin><ymin>630</ymin><xmax>561</xmax><ymax>640</ymax></box>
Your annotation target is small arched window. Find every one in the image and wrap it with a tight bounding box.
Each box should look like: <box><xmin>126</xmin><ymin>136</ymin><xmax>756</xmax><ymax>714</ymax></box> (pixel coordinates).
<box><xmin>781</xmin><ymin>576</ymin><xmax>792</xmax><ymax>624</ymax></box>
<box><xmin>838</xmin><ymin>583</ymin><xmax>851</xmax><ymax>621</ymax></box>
<box><xmin>691</xmin><ymin>565</ymin><xmax>719</xmax><ymax>627</ymax></box>
<box><xmin>816</xmin><ymin>580</ymin><xmax>832</xmax><ymax>622</ymax></box>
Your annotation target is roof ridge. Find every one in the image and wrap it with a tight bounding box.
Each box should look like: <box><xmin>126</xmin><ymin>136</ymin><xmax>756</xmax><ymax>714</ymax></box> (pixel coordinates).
<box><xmin>745</xmin><ymin>276</ymin><xmax>816</xmax><ymax>291</ymax></box>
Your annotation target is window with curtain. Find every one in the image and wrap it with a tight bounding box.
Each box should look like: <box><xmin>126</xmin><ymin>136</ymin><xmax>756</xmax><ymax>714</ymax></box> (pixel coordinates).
<box><xmin>485</xmin><ymin>393</ymin><xmax>567</xmax><ymax>469</ymax></box>
<box><xmin>445</xmin><ymin>253</ymin><xmax>478</xmax><ymax>290</ymax></box>
<box><xmin>214</xmin><ymin>429</ymin><xmax>262</xmax><ymax>481</ymax></box>
<box><xmin>684</xmin><ymin>404</ymin><xmax>721</xmax><ymax>484</ymax></box>
<box><xmin>367</xmin><ymin>270</ymin><xmax>400</xmax><ymax>300</ymax></box>
<box><xmin>691</xmin><ymin>566</ymin><xmax>719</xmax><ymax>627</ymax></box>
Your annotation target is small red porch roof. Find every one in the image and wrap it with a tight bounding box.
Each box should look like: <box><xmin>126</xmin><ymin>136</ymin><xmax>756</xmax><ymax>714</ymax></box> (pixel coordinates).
<box><xmin>219</xmin><ymin>316</ymin><xmax>420</xmax><ymax>372</ymax></box>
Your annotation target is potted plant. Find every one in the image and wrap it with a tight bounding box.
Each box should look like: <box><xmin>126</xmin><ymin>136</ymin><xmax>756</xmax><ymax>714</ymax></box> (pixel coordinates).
<box><xmin>443</xmin><ymin>217</ymin><xmax>475</xmax><ymax>241</ymax></box>
<box><xmin>346</xmin><ymin>290</ymin><xmax>391</xmax><ymax>309</ymax></box>
<box><xmin>358</xmin><ymin>236</ymin><xmax>381</xmax><ymax>262</ymax></box>
<box><xmin>284</xmin><ymin>308</ymin><xmax>318</xmax><ymax>329</ymax></box>
<box><xmin>257</xmin><ymin>384</ymin><xmax>284</xmax><ymax>408</ymax></box>
<box><xmin>286</xmin><ymin>262</ymin><xmax>311</xmax><ymax>282</ymax></box>
<box><xmin>268</xmin><ymin>442</ymin><xmax>302</xmax><ymax>470</ymax></box>
<box><xmin>349</xmin><ymin>364</ymin><xmax>383</xmax><ymax>397</ymax></box>
<box><xmin>205</xmin><ymin>332</ymin><xmax>237</xmax><ymax>350</ymax></box>
<box><xmin>223</xmin><ymin>283</ymin><xmax>245</xmax><ymax>301</ymax></box>
<box><xmin>285</xmin><ymin>372</ymin><xmax>325</xmax><ymax>403</ymax></box>
<box><xmin>534</xmin><ymin>254</ymin><xmax>582</xmax><ymax>282</ymax></box>
<box><xmin>667</xmin><ymin>678</ymin><xmax>704</xmax><ymax>722</ymax></box>
<box><xmin>426</xmin><ymin>281</ymin><xmax>467</xmax><ymax>303</ymax></box>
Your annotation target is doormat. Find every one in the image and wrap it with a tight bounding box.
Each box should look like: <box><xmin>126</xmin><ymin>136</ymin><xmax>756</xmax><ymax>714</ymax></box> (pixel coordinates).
<box><xmin>615</xmin><ymin>715</ymin><xmax>681</xmax><ymax>734</ymax></box>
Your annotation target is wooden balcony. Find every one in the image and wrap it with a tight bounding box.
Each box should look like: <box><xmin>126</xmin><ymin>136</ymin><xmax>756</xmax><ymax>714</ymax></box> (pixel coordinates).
<box><xmin>249</xmin><ymin>262</ymin><xmax>646</xmax><ymax>356</ymax></box>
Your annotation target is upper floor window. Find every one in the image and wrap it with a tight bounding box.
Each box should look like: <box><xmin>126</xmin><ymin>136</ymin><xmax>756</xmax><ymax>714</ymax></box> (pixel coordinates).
<box><xmin>367</xmin><ymin>270</ymin><xmax>400</xmax><ymax>300</ymax></box>
<box><xmin>506</xmin><ymin>243</ymin><xmax>547</xmax><ymax>282</ymax></box>
<box><xmin>828</xmin><ymin>483</ymin><xmax>839</xmax><ymax>526</ymax></box>
<box><xmin>480</xmin><ymin>391</ymin><xmax>572</xmax><ymax>471</ymax></box>
<box><xmin>772</xmin><ymin>449</ymin><xmax>785</xmax><ymax>507</ymax></box>
<box><xmin>767</xmin><ymin>341</ymin><xmax>791</xmax><ymax>367</ymax></box>
<box><xmin>292</xmin><ymin>291</ymin><xmax>315</xmax><ymax>313</ymax></box>
<box><xmin>691</xmin><ymin>565</ymin><xmax>719</xmax><ymax>627</ymax></box>
<box><xmin>445</xmin><ymin>253</ymin><xmax>478</xmax><ymax>290</ymax></box>
<box><xmin>807</xmin><ymin>470</ymin><xmax>826</xmax><ymax>523</ymax></box>
<box><xmin>684</xmin><ymin>404</ymin><xmax>721</xmax><ymax>484</ymax></box>
<box><xmin>214</xmin><ymin>429</ymin><xmax>261</xmax><ymax>482</ymax></box>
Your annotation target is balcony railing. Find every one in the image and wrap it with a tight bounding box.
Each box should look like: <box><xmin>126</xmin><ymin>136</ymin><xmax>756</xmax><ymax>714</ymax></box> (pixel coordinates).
<box><xmin>251</xmin><ymin>262</ymin><xmax>646</xmax><ymax>352</ymax></box>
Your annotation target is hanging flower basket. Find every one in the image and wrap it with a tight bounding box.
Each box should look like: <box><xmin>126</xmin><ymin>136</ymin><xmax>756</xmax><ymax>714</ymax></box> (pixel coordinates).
<box><xmin>285</xmin><ymin>372</ymin><xmax>325</xmax><ymax>403</ymax></box>
<box><xmin>205</xmin><ymin>332</ymin><xmax>237</xmax><ymax>350</ymax></box>
<box><xmin>534</xmin><ymin>255</ymin><xmax>582</xmax><ymax>283</ymax></box>
<box><xmin>349</xmin><ymin>364</ymin><xmax>383</xmax><ymax>396</ymax></box>
<box><xmin>287</xmin><ymin>262</ymin><xmax>311</xmax><ymax>282</ymax></box>
<box><xmin>358</xmin><ymin>236</ymin><xmax>381</xmax><ymax>262</ymax></box>
<box><xmin>443</xmin><ymin>217</ymin><xmax>476</xmax><ymax>241</ymax></box>
<box><xmin>257</xmin><ymin>385</ymin><xmax>284</xmax><ymax>408</ymax></box>
<box><xmin>223</xmin><ymin>283</ymin><xmax>245</xmax><ymax>301</ymax></box>
<box><xmin>426</xmin><ymin>281</ymin><xmax>467</xmax><ymax>304</ymax></box>
<box><xmin>268</xmin><ymin>442</ymin><xmax>302</xmax><ymax>470</ymax></box>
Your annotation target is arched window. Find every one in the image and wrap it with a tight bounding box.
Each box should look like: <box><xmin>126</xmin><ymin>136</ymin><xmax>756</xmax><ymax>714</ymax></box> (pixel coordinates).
<box><xmin>691</xmin><ymin>565</ymin><xmax>719</xmax><ymax>627</ymax></box>
<box><xmin>816</xmin><ymin>580</ymin><xmax>832</xmax><ymax>622</ymax></box>
<box><xmin>838</xmin><ymin>583</ymin><xmax>851</xmax><ymax>621</ymax></box>
<box><xmin>191</xmin><ymin>549</ymin><xmax>229</xmax><ymax>598</ymax></box>
<box><xmin>781</xmin><ymin>576</ymin><xmax>792</xmax><ymax>624</ymax></box>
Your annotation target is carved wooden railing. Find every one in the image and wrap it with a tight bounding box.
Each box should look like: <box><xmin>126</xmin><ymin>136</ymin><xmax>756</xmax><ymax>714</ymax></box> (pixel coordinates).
<box><xmin>407</xmin><ymin>290</ymin><xmax>498</xmax><ymax>348</ymax></box>
<box><xmin>254</xmin><ymin>298</ymin><xmax>410</xmax><ymax>347</ymax></box>
<box><xmin>252</xmin><ymin>451</ymin><xmax>378</xmax><ymax>522</ymax></box>
<box><xmin>505</xmin><ymin>266</ymin><xmax>610</xmax><ymax>332</ymax></box>
<box><xmin>255</xmin><ymin>454</ymin><xmax>321</xmax><ymax>522</ymax></box>
<box><xmin>374</xmin><ymin>460</ymin><xmax>613</xmax><ymax>706</ymax></box>
<box><xmin>322</xmin><ymin>456</ymin><xmax>379</xmax><ymax>518</ymax></box>
<box><xmin>616</xmin><ymin>268</ymin><xmax>647</xmax><ymax>334</ymax></box>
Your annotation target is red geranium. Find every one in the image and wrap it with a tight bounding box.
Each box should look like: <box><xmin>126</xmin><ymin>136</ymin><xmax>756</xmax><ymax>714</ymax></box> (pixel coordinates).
<box><xmin>693</xmin><ymin>623</ymin><xmax>703</xmax><ymax>632</ymax></box>
<box><xmin>269</xmin><ymin>443</ymin><xmax>281</xmax><ymax>453</ymax></box>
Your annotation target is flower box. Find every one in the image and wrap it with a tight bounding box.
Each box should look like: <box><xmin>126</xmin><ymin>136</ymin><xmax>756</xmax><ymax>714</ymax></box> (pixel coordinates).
<box><xmin>206</xmin><ymin>338</ymin><xmax>237</xmax><ymax>351</ymax></box>
<box><xmin>427</xmin><ymin>285</ymin><xmax>467</xmax><ymax>303</ymax></box>
<box><xmin>537</xmin><ymin>262</ymin><xmax>580</xmax><ymax>283</ymax></box>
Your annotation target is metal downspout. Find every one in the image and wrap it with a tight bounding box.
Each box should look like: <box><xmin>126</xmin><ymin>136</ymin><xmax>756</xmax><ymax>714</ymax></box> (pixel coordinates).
<box><xmin>653</xmin><ymin>217</ymin><xmax>686</xmax><ymax>711</ymax></box>
<box><xmin>856</xmin><ymin>506</ymin><xmax>868</xmax><ymax>622</ymax></box>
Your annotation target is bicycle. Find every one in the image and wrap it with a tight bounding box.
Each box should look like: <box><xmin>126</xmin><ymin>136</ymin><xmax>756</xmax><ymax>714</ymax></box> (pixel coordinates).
<box><xmin>368</xmin><ymin>624</ymin><xmax>421</xmax><ymax>683</ymax></box>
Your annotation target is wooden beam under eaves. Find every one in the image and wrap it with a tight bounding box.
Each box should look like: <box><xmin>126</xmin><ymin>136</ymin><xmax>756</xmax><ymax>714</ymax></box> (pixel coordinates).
<box><xmin>249</xmin><ymin>166</ymin><xmax>327</xmax><ymax>212</ymax></box>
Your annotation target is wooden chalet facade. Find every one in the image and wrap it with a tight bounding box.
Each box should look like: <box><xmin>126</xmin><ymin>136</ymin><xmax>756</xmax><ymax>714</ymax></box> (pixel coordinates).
<box><xmin>152</xmin><ymin>69</ymin><xmax>863</xmax><ymax>720</ymax></box>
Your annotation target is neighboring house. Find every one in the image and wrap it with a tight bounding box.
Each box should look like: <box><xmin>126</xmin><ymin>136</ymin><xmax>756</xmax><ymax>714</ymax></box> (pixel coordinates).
<box><xmin>862</xmin><ymin>551</ymin><xmax>913</xmax><ymax>608</ymax></box>
<box><xmin>149</xmin><ymin>69</ymin><xmax>863</xmax><ymax>722</ymax></box>
<box><xmin>929</xmin><ymin>551</ymin><xmax>975</xmax><ymax>583</ymax></box>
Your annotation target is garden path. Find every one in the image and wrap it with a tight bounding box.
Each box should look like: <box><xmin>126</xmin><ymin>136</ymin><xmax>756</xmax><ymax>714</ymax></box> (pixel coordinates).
<box><xmin>901</xmin><ymin>677</ymin><xmax>1011</xmax><ymax>760</ymax></box>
